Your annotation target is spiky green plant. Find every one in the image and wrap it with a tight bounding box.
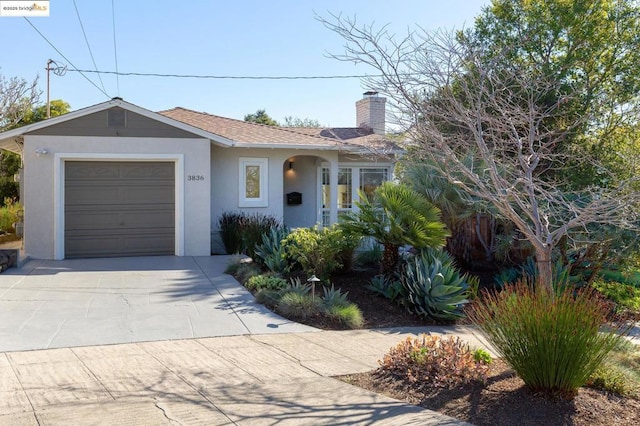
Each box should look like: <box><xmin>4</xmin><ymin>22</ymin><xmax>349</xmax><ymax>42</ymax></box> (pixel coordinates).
<box><xmin>339</xmin><ymin>182</ymin><xmax>450</xmax><ymax>275</ymax></box>
<box><xmin>254</xmin><ymin>226</ymin><xmax>290</xmax><ymax>273</ymax></box>
<box><xmin>321</xmin><ymin>284</ymin><xmax>349</xmax><ymax>307</ymax></box>
<box><xmin>366</xmin><ymin>274</ymin><xmax>404</xmax><ymax>302</ymax></box>
<box><xmin>398</xmin><ymin>249</ymin><xmax>471</xmax><ymax>320</ymax></box>
<box><xmin>468</xmin><ymin>282</ymin><xmax>630</xmax><ymax>399</ymax></box>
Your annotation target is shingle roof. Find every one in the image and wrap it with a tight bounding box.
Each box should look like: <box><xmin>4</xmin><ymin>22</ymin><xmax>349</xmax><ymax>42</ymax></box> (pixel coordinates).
<box><xmin>286</xmin><ymin>127</ymin><xmax>398</xmax><ymax>151</ymax></box>
<box><xmin>158</xmin><ymin>107</ymin><xmax>399</xmax><ymax>152</ymax></box>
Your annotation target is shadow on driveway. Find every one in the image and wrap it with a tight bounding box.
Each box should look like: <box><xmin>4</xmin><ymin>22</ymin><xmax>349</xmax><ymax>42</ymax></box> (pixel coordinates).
<box><xmin>0</xmin><ymin>256</ymin><xmax>315</xmax><ymax>352</ymax></box>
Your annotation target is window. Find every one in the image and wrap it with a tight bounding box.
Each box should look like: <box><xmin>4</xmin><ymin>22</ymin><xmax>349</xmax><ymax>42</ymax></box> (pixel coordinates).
<box><xmin>239</xmin><ymin>157</ymin><xmax>268</xmax><ymax>207</ymax></box>
<box><xmin>337</xmin><ymin>168</ymin><xmax>352</xmax><ymax>209</ymax></box>
<box><xmin>360</xmin><ymin>168</ymin><xmax>388</xmax><ymax>201</ymax></box>
<box><xmin>320</xmin><ymin>165</ymin><xmax>390</xmax><ymax>226</ymax></box>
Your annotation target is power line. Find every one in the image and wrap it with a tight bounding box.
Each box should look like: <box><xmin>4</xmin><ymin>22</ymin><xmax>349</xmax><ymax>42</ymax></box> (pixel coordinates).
<box><xmin>72</xmin><ymin>0</ymin><xmax>108</xmax><ymax>95</ymax></box>
<box><xmin>66</xmin><ymin>69</ymin><xmax>385</xmax><ymax>80</ymax></box>
<box><xmin>111</xmin><ymin>0</ymin><xmax>120</xmax><ymax>95</ymax></box>
<box><xmin>23</xmin><ymin>18</ymin><xmax>111</xmax><ymax>99</ymax></box>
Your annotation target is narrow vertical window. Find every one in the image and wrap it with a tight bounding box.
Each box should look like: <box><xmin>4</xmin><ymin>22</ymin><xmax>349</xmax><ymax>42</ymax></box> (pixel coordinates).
<box><xmin>337</xmin><ymin>168</ymin><xmax>352</xmax><ymax>209</ymax></box>
<box><xmin>239</xmin><ymin>158</ymin><xmax>268</xmax><ymax>207</ymax></box>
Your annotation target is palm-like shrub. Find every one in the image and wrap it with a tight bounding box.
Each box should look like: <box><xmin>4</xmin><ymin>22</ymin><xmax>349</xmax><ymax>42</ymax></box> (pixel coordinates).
<box><xmin>467</xmin><ymin>282</ymin><xmax>629</xmax><ymax>399</ymax></box>
<box><xmin>339</xmin><ymin>182</ymin><xmax>450</xmax><ymax>274</ymax></box>
<box><xmin>399</xmin><ymin>249</ymin><xmax>471</xmax><ymax>320</ymax></box>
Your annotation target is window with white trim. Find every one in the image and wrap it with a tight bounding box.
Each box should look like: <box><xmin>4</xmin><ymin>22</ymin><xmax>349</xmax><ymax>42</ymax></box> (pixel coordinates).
<box><xmin>320</xmin><ymin>165</ymin><xmax>390</xmax><ymax>226</ymax></box>
<box><xmin>239</xmin><ymin>157</ymin><xmax>268</xmax><ymax>207</ymax></box>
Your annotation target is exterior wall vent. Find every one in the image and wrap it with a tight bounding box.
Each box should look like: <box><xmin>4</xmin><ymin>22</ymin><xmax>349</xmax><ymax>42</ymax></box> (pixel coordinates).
<box><xmin>108</xmin><ymin>108</ymin><xmax>127</xmax><ymax>127</ymax></box>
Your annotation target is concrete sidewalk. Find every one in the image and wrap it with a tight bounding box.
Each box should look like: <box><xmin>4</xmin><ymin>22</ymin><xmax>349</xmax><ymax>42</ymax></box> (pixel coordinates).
<box><xmin>0</xmin><ymin>327</ymin><xmax>481</xmax><ymax>425</ymax></box>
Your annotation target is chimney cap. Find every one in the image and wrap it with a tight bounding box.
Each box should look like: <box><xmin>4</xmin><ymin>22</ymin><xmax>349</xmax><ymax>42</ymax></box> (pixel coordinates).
<box><xmin>363</xmin><ymin>91</ymin><xmax>378</xmax><ymax>97</ymax></box>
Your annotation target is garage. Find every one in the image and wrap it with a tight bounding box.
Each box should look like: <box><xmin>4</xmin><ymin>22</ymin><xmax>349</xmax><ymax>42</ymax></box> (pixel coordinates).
<box><xmin>64</xmin><ymin>161</ymin><xmax>175</xmax><ymax>258</ymax></box>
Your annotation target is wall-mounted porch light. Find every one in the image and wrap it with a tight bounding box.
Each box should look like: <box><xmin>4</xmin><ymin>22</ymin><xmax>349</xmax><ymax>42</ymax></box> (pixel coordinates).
<box><xmin>35</xmin><ymin>148</ymin><xmax>48</xmax><ymax>156</ymax></box>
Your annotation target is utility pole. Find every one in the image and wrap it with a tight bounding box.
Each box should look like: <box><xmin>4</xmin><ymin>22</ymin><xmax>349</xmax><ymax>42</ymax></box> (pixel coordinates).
<box><xmin>45</xmin><ymin>59</ymin><xmax>66</xmax><ymax>119</ymax></box>
<box><xmin>46</xmin><ymin>59</ymin><xmax>53</xmax><ymax>119</ymax></box>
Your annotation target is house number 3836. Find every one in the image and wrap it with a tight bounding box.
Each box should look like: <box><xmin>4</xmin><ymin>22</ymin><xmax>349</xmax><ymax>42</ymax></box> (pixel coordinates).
<box><xmin>187</xmin><ymin>175</ymin><xmax>205</xmax><ymax>181</ymax></box>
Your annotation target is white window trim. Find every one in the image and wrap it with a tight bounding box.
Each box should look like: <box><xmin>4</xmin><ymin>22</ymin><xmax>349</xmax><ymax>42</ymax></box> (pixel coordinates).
<box><xmin>53</xmin><ymin>153</ymin><xmax>185</xmax><ymax>260</ymax></box>
<box><xmin>239</xmin><ymin>157</ymin><xmax>268</xmax><ymax>207</ymax></box>
<box><xmin>318</xmin><ymin>163</ymin><xmax>392</xmax><ymax>226</ymax></box>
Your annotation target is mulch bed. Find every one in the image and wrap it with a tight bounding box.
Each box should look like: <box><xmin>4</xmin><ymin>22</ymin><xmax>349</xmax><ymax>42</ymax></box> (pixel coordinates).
<box><xmin>240</xmin><ymin>263</ymin><xmax>640</xmax><ymax>424</ymax></box>
<box><xmin>339</xmin><ymin>359</ymin><xmax>640</xmax><ymax>426</ymax></box>
<box><xmin>321</xmin><ymin>266</ymin><xmax>640</xmax><ymax>425</ymax></box>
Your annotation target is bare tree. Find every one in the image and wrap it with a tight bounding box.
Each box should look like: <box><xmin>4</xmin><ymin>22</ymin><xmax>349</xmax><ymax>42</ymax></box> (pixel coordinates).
<box><xmin>0</xmin><ymin>73</ymin><xmax>40</xmax><ymax>131</ymax></box>
<box><xmin>319</xmin><ymin>15</ymin><xmax>640</xmax><ymax>291</ymax></box>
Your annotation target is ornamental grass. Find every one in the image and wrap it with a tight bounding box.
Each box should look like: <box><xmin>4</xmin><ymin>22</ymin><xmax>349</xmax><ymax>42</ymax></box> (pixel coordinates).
<box><xmin>467</xmin><ymin>281</ymin><xmax>630</xmax><ymax>399</ymax></box>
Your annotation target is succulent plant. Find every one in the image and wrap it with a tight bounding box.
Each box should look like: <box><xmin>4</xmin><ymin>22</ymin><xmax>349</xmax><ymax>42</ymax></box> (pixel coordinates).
<box><xmin>399</xmin><ymin>249</ymin><xmax>471</xmax><ymax>320</ymax></box>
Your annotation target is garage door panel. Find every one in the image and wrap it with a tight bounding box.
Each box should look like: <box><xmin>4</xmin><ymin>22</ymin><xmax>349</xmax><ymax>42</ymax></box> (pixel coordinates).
<box><xmin>65</xmin><ymin>187</ymin><xmax>121</xmax><ymax>205</ymax></box>
<box><xmin>65</xmin><ymin>161</ymin><xmax>175</xmax><ymax>258</ymax></box>
<box><xmin>66</xmin><ymin>164</ymin><xmax>121</xmax><ymax>179</ymax></box>
<box><xmin>65</xmin><ymin>235</ymin><xmax>174</xmax><ymax>258</ymax></box>
<box><xmin>121</xmin><ymin>187</ymin><xmax>174</xmax><ymax>203</ymax></box>
<box><xmin>66</xmin><ymin>211</ymin><xmax>174</xmax><ymax>230</ymax></box>
<box><xmin>121</xmin><ymin>164</ymin><xmax>175</xmax><ymax>179</ymax></box>
<box><xmin>65</xmin><ymin>182</ymin><xmax>174</xmax><ymax>208</ymax></box>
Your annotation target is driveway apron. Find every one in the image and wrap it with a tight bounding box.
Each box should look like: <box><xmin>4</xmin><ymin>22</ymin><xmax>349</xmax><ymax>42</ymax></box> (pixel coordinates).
<box><xmin>0</xmin><ymin>256</ymin><xmax>315</xmax><ymax>352</ymax></box>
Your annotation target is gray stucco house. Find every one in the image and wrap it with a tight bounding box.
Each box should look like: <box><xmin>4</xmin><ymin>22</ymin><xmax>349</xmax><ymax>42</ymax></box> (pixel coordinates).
<box><xmin>0</xmin><ymin>92</ymin><xmax>398</xmax><ymax>260</ymax></box>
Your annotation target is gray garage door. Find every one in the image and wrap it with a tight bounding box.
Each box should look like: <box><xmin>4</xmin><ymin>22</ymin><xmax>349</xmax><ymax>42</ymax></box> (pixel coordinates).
<box><xmin>65</xmin><ymin>161</ymin><xmax>175</xmax><ymax>258</ymax></box>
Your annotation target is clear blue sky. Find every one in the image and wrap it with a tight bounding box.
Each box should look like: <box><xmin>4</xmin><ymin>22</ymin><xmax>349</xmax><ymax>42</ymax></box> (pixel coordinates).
<box><xmin>0</xmin><ymin>0</ymin><xmax>489</xmax><ymax>127</ymax></box>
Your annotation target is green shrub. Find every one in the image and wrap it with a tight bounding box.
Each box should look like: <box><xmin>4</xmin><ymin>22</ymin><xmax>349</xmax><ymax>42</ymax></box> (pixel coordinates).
<box><xmin>242</xmin><ymin>214</ymin><xmax>280</xmax><ymax>260</ymax></box>
<box><xmin>225</xmin><ymin>260</ymin><xmax>262</xmax><ymax>284</ymax></box>
<box><xmin>277</xmin><ymin>292</ymin><xmax>323</xmax><ymax>319</ymax></box>
<box><xmin>592</xmin><ymin>280</ymin><xmax>640</xmax><ymax>311</ymax></box>
<box><xmin>255</xmin><ymin>226</ymin><xmax>290</xmax><ymax>273</ymax></box>
<box><xmin>282</xmin><ymin>226</ymin><xmax>346</xmax><ymax>280</ymax></box>
<box><xmin>355</xmin><ymin>242</ymin><xmax>383</xmax><ymax>267</ymax></box>
<box><xmin>367</xmin><ymin>274</ymin><xmax>404</xmax><ymax>302</ymax></box>
<box><xmin>494</xmin><ymin>257</ymin><xmax>578</xmax><ymax>292</ymax></box>
<box><xmin>325</xmin><ymin>303</ymin><xmax>364</xmax><ymax>328</ymax></box>
<box><xmin>245</xmin><ymin>275</ymin><xmax>288</xmax><ymax>292</ymax></box>
<box><xmin>399</xmin><ymin>249</ymin><xmax>471</xmax><ymax>320</ymax></box>
<box><xmin>380</xmin><ymin>334</ymin><xmax>490</xmax><ymax>388</ymax></box>
<box><xmin>587</xmin><ymin>364</ymin><xmax>635</xmax><ymax>396</ymax></box>
<box><xmin>599</xmin><ymin>267</ymin><xmax>640</xmax><ymax>288</ymax></box>
<box><xmin>255</xmin><ymin>289</ymin><xmax>282</xmax><ymax>306</ymax></box>
<box><xmin>0</xmin><ymin>198</ymin><xmax>22</xmax><ymax>233</ymax></box>
<box><xmin>473</xmin><ymin>348</ymin><xmax>493</xmax><ymax>365</ymax></box>
<box><xmin>219</xmin><ymin>212</ymin><xmax>244</xmax><ymax>254</ymax></box>
<box><xmin>586</xmin><ymin>339</ymin><xmax>640</xmax><ymax>397</ymax></box>
<box><xmin>468</xmin><ymin>282</ymin><xmax>629</xmax><ymax>399</ymax></box>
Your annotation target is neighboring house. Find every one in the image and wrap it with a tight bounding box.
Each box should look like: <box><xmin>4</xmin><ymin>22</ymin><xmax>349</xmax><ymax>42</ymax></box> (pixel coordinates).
<box><xmin>0</xmin><ymin>92</ymin><xmax>399</xmax><ymax>260</ymax></box>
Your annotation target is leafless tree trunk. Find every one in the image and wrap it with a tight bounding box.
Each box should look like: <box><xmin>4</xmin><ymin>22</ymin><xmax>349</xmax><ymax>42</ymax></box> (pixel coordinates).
<box><xmin>0</xmin><ymin>74</ymin><xmax>39</xmax><ymax>131</ymax></box>
<box><xmin>319</xmin><ymin>15</ymin><xmax>640</xmax><ymax>291</ymax></box>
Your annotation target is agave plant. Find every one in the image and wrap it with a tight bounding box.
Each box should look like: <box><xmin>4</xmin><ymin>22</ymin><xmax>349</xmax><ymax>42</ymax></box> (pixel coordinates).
<box><xmin>321</xmin><ymin>284</ymin><xmax>350</xmax><ymax>308</ymax></box>
<box><xmin>399</xmin><ymin>249</ymin><xmax>472</xmax><ymax>320</ymax></box>
<box><xmin>254</xmin><ymin>226</ymin><xmax>290</xmax><ymax>273</ymax></box>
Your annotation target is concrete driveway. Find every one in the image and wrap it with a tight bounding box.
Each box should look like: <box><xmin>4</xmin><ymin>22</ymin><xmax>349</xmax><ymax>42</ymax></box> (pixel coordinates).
<box><xmin>0</xmin><ymin>256</ymin><xmax>315</xmax><ymax>352</ymax></box>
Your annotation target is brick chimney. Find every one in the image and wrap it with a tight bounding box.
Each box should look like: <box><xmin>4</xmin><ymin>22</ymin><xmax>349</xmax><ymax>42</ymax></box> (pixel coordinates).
<box><xmin>356</xmin><ymin>91</ymin><xmax>386</xmax><ymax>135</ymax></box>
